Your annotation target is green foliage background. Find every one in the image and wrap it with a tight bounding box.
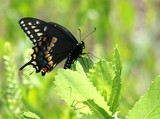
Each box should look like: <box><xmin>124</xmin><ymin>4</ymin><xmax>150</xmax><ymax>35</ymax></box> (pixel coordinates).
<box><xmin>0</xmin><ymin>0</ymin><xmax>160</xmax><ymax>118</ymax></box>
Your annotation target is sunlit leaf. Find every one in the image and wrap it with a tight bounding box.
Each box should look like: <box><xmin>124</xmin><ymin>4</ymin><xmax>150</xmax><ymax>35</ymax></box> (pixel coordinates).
<box><xmin>108</xmin><ymin>46</ymin><xmax>122</xmax><ymax>113</ymax></box>
<box><xmin>21</xmin><ymin>111</ymin><xmax>41</xmax><ymax>119</ymax></box>
<box><xmin>126</xmin><ymin>76</ymin><xmax>160</xmax><ymax>119</ymax></box>
<box><xmin>54</xmin><ymin>61</ymin><xmax>111</xmax><ymax>116</ymax></box>
<box><xmin>88</xmin><ymin>60</ymin><xmax>114</xmax><ymax>102</ymax></box>
<box><xmin>83</xmin><ymin>99</ymin><xmax>113</xmax><ymax>119</ymax></box>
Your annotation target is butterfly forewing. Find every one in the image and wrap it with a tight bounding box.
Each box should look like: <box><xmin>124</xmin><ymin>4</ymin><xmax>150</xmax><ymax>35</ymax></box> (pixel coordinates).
<box><xmin>19</xmin><ymin>18</ymin><xmax>78</xmax><ymax>45</ymax></box>
<box><xmin>19</xmin><ymin>18</ymin><xmax>46</xmax><ymax>44</ymax></box>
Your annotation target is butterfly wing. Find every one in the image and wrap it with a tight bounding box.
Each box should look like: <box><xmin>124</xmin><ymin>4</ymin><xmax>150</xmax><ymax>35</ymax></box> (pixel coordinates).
<box><xmin>19</xmin><ymin>17</ymin><xmax>78</xmax><ymax>76</ymax></box>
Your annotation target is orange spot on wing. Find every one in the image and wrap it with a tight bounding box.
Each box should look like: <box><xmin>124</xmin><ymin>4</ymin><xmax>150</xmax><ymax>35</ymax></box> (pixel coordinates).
<box><xmin>42</xmin><ymin>67</ymin><xmax>47</xmax><ymax>72</ymax></box>
<box><xmin>50</xmin><ymin>43</ymin><xmax>54</xmax><ymax>47</ymax></box>
<box><xmin>48</xmin><ymin>61</ymin><xmax>53</xmax><ymax>67</ymax></box>
<box><xmin>52</xmin><ymin>37</ymin><xmax>57</xmax><ymax>43</ymax></box>
<box><xmin>34</xmin><ymin>47</ymin><xmax>38</xmax><ymax>52</ymax></box>
<box><xmin>38</xmin><ymin>41</ymin><xmax>42</xmax><ymax>46</ymax></box>
<box><xmin>44</xmin><ymin>51</ymin><xmax>49</xmax><ymax>55</ymax></box>
<box><xmin>47</xmin><ymin>46</ymin><xmax>51</xmax><ymax>51</ymax></box>
<box><xmin>43</xmin><ymin>37</ymin><xmax>47</xmax><ymax>42</ymax></box>
<box><xmin>47</xmin><ymin>56</ymin><xmax>52</xmax><ymax>61</ymax></box>
<box><xmin>32</xmin><ymin>54</ymin><xmax>36</xmax><ymax>59</ymax></box>
<box><xmin>45</xmin><ymin>54</ymin><xmax>50</xmax><ymax>58</ymax></box>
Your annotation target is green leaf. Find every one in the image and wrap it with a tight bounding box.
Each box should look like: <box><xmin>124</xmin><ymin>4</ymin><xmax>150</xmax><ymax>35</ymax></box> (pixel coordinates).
<box><xmin>113</xmin><ymin>45</ymin><xmax>122</xmax><ymax>74</ymax></box>
<box><xmin>126</xmin><ymin>76</ymin><xmax>160</xmax><ymax>119</ymax></box>
<box><xmin>21</xmin><ymin>111</ymin><xmax>41</xmax><ymax>119</ymax></box>
<box><xmin>83</xmin><ymin>99</ymin><xmax>114</xmax><ymax>119</ymax></box>
<box><xmin>88</xmin><ymin>45</ymin><xmax>122</xmax><ymax>114</ymax></box>
<box><xmin>72</xmin><ymin>57</ymin><xmax>94</xmax><ymax>73</ymax></box>
<box><xmin>88</xmin><ymin>60</ymin><xmax>114</xmax><ymax>102</ymax></box>
<box><xmin>108</xmin><ymin>46</ymin><xmax>122</xmax><ymax>113</ymax></box>
<box><xmin>54</xmin><ymin>61</ymin><xmax>111</xmax><ymax>115</ymax></box>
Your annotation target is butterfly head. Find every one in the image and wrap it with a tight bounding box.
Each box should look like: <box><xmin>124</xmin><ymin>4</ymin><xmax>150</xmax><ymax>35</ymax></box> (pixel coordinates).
<box><xmin>80</xmin><ymin>41</ymin><xmax>85</xmax><ymax>49</ymax></box>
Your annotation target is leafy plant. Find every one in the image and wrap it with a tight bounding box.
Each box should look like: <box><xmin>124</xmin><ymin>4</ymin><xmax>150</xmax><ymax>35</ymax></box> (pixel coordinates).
<box><xmin>21</xmin><ymin>112</ymin><xmax>41</xmax><ymax>119</ymax></box>
<box><xmin>54</xmin><ymin>46</ymin><xmax>122</xmax><ymax>118</ymax></box>
<box><xmin>126</xmin><ymin>76</ymin><xmax>160</xmax><ymax>119</ymax></box>
<box><xmin>54</xmin><ymin>45</ymin><xmax>160</xmax><ymax>119</ymax></box>
<box><xmin>2</xmin><ymin>44</ymin><xmax>160</xmax><ymax>119</ymax></box>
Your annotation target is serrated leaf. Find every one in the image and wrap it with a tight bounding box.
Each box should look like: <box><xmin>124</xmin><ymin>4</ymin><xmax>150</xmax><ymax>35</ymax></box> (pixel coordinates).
<box><xmin>21</xmin><ymin>111</ymin><xmax>41</xmax><ymax>119</ymax></box>
<box><xmin>83</xmin><ymin>99</ymin><xmax>113</xmax><ymax>119</ymax></box>
<box><xmin>108</xmin><ymin>46</ymin><xmax>122</xmax><ymax>113</ymax></box>
<box><xmin>88</xmin><ymin>60</ymin><xmax>114</xmax><ymax>101</ymax></box>
<box><xmin>54</xmin><ymin>61</ymin><xmax>111</xmax><ymax>115</ymax></box>
<box><xmin>126</xmin><ymin>76</ymin><xmax>160</xmax><ymax>119</ymax></box>
<box><xmin>72</xmin><ymin>57</ymin><xmax>94</xmax><ymax>73</ymax></box>
<box><xmin>113</xmin><ymin>45</ymin><xmax>122</xmax><ymax>74</ymax></box>
<box><xmin>87</xmin><ymin>46</ymin><xmax>122</xmax><ymax>114</ymax></box>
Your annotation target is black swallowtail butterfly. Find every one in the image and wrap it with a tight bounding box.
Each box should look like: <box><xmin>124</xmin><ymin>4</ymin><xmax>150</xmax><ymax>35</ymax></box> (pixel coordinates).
<box><xmin>19</xmin><ymin>17</ymin><xmax>85</xmax><ymax>76</ymax></box>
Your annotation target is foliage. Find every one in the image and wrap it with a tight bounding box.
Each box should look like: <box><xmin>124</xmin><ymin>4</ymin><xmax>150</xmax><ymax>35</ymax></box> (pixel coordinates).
<box><xmin>1</xmin><ymin>0</ymin><xmax>160</xmax><ymax>119</ymax></box>
<box><xmin>21</xmin><ymin>112</ymin><xmax>41</xmax><ymax>119</ymax></box>
<box><xmin>54</xmin><ymin>46</ymin><xmax>121</xmax><ymax>118</ymax></box>
<box><xmin>126</xmin><ymin>76</ymin><xmax>160</xmax><ymax>119</ymax></box>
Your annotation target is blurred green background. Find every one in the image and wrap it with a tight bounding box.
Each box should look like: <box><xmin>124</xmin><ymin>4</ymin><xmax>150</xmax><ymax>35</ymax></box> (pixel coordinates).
<box><xmin>0</xmin><ymin>0</ymin><xmax>160</xmax><ymax>118</ymax></box>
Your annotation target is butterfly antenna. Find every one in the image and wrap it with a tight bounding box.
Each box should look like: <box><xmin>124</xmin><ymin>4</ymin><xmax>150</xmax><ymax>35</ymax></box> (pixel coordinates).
<box><xmin>82</xmin><ymin>27</ymin><xmax>96</xmax><ymax>41</ymax></box>
<box><xmin>78</xmin><ymin>28</ymin><xmax>82</xmax><ymax>41</ymax></box>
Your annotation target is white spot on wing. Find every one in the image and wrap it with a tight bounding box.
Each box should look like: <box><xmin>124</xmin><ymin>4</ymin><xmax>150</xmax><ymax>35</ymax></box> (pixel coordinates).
<box><xmin>36</xmin><ymin>21</ymin><xmax>40</xmax><ymax>24</ymax></box>
<box><xmin>27</xmin><ymin>31</ymin><xmax>31</xmax><ymax>34</ymax></box>
<box><xmin>53</xmin><ymin>64</ymin><xmax>57</xmax><ymax>67</ymax></box>
<box><xmin>34</xmin><ymin>29</ymin><xmax>40</xmax><ymax>32</ymax></box>
<box><xmin>44</xmin><ymin>26</ymin><xmax>47</xmax><ymax>31</ymax></box>
<box><xmin>22</xmin><ymin>24</ymin><xmax>26</xmax><ymax>27</ymax></box>
<box><xmin>31</xmin><ymin>26</ymin><xmax>36</xmax><ymax>28</ymax></box>
<box><xmin>30</xmin><ymin>35</ymin><xmax>33</xmax><ymax>38</ymax></box>
<box><xmin>33</xmin><ymin>39</ymin><xmax>36</xmax><ymax>42</ymax></box>
<box><xmin>20</xmin><ymin>21</ymin><xmax>24</xmax><ymax>24</ymax></box>
<box><xmin>37</xmin><ymin>33</ymin><xmax>43</xmax><ymax>36</ymax></box>
<box><xmin>28</xmin><ymin>22</ymin><xmax>32</xmax><ymax>25</ymax></box>
<box><xmin>32</xmin><ymin>61</ymin><xmax>37</xmax><ymax>65</ymax></box>
<box><xmin>24</xmin><ymin>27</ymin><xmax>28</xmax><ymax>30</ymax></box>
<box><xmin>36</xmin><ymin>66</ymin><xmax>39</xmax><ymax>70</ymax></box>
